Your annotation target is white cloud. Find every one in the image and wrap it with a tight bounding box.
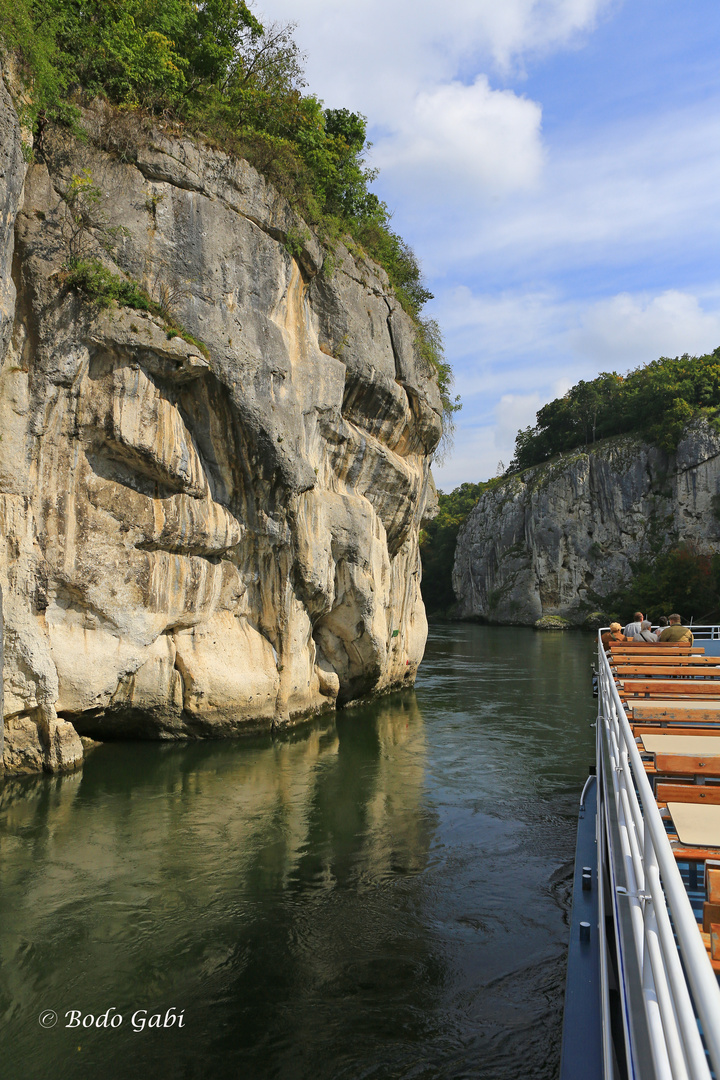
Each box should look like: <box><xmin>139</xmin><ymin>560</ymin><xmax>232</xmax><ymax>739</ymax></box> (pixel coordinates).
<box><xmin>494</xmin><ymin>392</ymin><xmax>542</xmax><ymax>444</ymax></box>
<box><xmin>440</xmin><ymin>286</ymin><xmax>565</xmax><ymax>358</ymax></box>
<box><xmin>432</xmin><ymin>283</ymin><xmax>720</xmax><ymax>489</ymax></box>
<box><xmin>441</xmin><ymin>283</ymin><xmax>720</xmax><ymax>388</ymax></box>
<box><xmin>405</xmin><ymin>100</ymin><xmax>720</xmax><ymax>279</ymax></box>
<box><xmin>255</xmin><ymin>1</ymin><xmax>609</xmax><ymax>204</ymax></box>
<box><xmin>258</xmin><ymin>1</ymin><xmax>611</xmax><ymax>101</ymax></box>
<box><xmin>572</xmin><ymin>290</ymin><xmax>720</xmax><ymax>368</ymax></box>
<box><xmin>433</xmin><ymin>425</ymin><xmax>499</xmax><ymax>491</ymax></box>
<box><xmin>433</xmin><ymin>391</ymin><xmax>547</xmax><ymax>488</ymax></box>
<box><xmin>373</xmin><ymin>78</ymin><xmax>543</xmax><ymax>198</ymax></box>
<box><xmin>473</xmin><ymin>0</ymin><xmax>613</xmax><ymax>68</ymax></box>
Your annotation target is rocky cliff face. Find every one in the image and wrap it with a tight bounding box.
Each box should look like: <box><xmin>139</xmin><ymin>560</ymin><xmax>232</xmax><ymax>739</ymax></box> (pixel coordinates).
<box><xmin>453</xmin><ymin>424</ymin><xmax>720</xmax><ymax>625</ymax></box>
<box><xmin>0</xmin><ymin>78</ymin><xmax>442</xmax><ymax>774</ymax></box>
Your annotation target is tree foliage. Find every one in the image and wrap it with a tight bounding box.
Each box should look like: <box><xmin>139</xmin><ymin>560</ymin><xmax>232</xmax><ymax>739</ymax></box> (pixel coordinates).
<box><xmin>419</xmin><ymin>483</ymin><xmax>488</xmax><ymax>614</ymax></box>
<box><xmin>593</xmin><ymin>545</ymin><xmax>720</xmax><ymax>626</ymax></box>
<box><xmin>0</xmin><ymin>0</ymin><xmax>457</xmax><ymax>420</ymax></box>
<box><xmin>509</xmin><ymin>351</ymin><xmax>720</xmax><ymax>472</ymax></box>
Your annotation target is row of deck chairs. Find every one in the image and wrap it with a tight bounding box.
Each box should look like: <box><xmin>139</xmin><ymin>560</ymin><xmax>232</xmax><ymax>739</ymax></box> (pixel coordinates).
<box><xmin>609</xmin><ymin>641</ymin><xmax>720</xmax><ymax>972</ymax></box>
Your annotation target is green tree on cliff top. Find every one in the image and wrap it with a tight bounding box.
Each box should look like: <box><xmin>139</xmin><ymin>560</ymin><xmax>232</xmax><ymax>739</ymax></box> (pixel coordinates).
<box><xmin>0</xmin><ymin>0</ymin><xmax>459</xmax><ymax>423</ymax></box>
<box><xmin>509</xmin><ymin>350</ymin><xmax>720</xmax><ymax>472</ymax></box>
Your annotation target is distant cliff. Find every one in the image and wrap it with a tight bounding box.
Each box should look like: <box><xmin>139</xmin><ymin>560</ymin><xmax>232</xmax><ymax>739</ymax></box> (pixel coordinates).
<box><xmin>452</xmin><ymin>422</ymin><xmax>720</xmax><ymax>626</ymax></box>
<box><xmin>0</xmin><ymin>76</ymin><xmax>443</xmax><ymax>774</ymax></box>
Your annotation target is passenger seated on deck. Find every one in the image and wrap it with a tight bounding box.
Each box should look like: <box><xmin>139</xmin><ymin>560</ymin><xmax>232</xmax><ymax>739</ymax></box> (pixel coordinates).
<box><xmin>601</xmin><ymin>623</ymin><xmax>627</xmax><ymax>651</ymax></box>
<box><xmin>633</xmin><ymin>620</ymin><xmax>658</xmax><ymax>643</ymax></box>
<box><xmin>624</xmin><ymin>611</ymin><xmax>644</xmax><ymax>638</ymax></box>
<box><xmin>658</xmin><ymin>613</ymin><xmax>694</xmax><ymax>645</ymax></box>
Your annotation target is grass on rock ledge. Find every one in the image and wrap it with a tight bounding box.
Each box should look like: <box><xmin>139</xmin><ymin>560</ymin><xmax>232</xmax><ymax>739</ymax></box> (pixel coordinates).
<box><xmin>63</xmin><ymin>258</ymin><xmax>210</xmax><ymax>358</ymax></box>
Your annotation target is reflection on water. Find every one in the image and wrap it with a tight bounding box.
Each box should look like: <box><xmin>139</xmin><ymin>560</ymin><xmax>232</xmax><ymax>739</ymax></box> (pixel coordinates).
<box><xmin>0</xmin><ymin>625</ymin><xmax>596</xmax><ymax>1080</ymax></box>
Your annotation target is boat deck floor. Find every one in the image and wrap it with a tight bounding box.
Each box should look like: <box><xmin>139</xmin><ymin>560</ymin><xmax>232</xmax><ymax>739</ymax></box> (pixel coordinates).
<box><xmin>609</xmin><ymin>641</ymin><xmax>720</xmax><ymax>975</ymax></box>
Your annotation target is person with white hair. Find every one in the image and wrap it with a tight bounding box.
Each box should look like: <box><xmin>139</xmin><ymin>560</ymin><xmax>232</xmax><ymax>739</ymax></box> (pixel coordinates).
<box><xmin>633</xmin><ymin>620</ymin><xmax>657</xmax><ymax>643</ymax></box>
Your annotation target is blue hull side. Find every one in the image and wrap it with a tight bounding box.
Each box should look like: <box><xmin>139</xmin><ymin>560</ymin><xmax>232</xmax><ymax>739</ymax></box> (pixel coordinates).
<box><xmin>560</xmin><ymin>775</ymin><xmax>604</xmax><ymax>1080</ymax></box>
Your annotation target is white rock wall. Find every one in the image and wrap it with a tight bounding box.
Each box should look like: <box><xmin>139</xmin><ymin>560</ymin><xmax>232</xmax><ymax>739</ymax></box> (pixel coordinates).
<box><xmin>453</xmin><ymin>426</ymin><xmax>720</xmax><ymax>625</ymax></box>
<box><xmin>0</xmin><ymin>84</ymin><xmax>442</xmax><ymax>773</ymax></box>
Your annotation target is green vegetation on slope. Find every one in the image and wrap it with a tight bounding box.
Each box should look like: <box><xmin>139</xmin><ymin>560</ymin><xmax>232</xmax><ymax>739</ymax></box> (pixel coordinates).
<box><xmin>419</xmin><ymin>482</ymin><xmax>488</xmax><ymax>615</ymax></box>
<box><xmin>497</xmin><ymin>351</ymin><xmax>720</xmax><ymax>624</ymax></box>
<box><xmin>63</xmin><ymin>257</ymin><xmax>210</xmax><ymax>356</ymax></box>
<box><xmin>0</xmin><ymin>0</ymin><xmax>459</xmax><ymax>421</ymax></box>
<box><xmin>419</xmin><ymin>480</ymin><xmax>720</xmax><ymax>624</ymax></box>
<box><xmin>510</xmin><ymin>350</ymin><xmax>720</xmax><ymax>472</ymax></box>
<box><xmin>421</xmin><ymin>348</ymin><xmax>720</xmax><ymax>621</ymax></box>
<box><xmin>592</xmin><ymin>545</ymin><xmax>720</xmax><ymax>626</ymax></box>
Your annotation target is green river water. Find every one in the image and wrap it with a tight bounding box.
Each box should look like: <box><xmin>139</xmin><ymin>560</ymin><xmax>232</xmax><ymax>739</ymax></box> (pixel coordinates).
<box><xmin>0</xmin><ymin>624</ymin><xmax>597</xmax><ymax>1080</ymax></box>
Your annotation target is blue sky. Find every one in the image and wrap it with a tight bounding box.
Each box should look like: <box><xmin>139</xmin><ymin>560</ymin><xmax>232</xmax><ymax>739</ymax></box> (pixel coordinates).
<box><xmin>257</xmin><ymin>1</ymin><xmax>720</xmax><ymax>488</ymax></box>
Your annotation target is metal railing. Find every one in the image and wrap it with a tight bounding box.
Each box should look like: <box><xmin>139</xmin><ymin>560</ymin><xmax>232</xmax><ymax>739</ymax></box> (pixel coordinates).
<box><xmin>685</xmin><ymin>624</ymin><xmax>720</xmax><ymax>641</ymax></box>
<box><xmin>597</xmin><ymin>630</ymin><xmax>720</xmax><ymax>1080</ymax></box>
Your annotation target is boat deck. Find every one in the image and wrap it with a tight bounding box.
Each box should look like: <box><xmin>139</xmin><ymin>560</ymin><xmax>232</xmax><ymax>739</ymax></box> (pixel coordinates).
<box><xmin>609</xmin><ymin>641</ymin><xmax>720</xmax><ymax>977</ymax></box>
<box><xmin>562</xmin><ymin>630</ymin><xmax>720</xmax><ymax>1080</ymax></box>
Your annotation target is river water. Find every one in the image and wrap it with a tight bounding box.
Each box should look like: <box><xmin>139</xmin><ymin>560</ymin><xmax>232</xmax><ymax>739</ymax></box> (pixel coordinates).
<box><xmin>0</xmin><ymin>624</ymin><xmax>597</xmax><ymax>1080</ymax></box>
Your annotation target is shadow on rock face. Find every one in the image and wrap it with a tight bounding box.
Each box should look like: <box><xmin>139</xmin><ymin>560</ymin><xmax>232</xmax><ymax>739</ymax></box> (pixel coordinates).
<box><xmin>0</xmin><ymin>99</ymin><xmax>442</xmax><ymax>769</ymax></box>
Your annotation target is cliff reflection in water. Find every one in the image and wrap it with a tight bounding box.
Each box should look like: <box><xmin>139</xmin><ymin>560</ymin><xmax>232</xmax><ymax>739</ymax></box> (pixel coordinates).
<box><xmin>0</xmin><ymin>694</ymin><xmax>437</xmax><ymax>1080</ymax></box>
<box><xmin>1</xmin><ymin>624</ymin><xmax>598</xmax><ymax>1080</ymax></box>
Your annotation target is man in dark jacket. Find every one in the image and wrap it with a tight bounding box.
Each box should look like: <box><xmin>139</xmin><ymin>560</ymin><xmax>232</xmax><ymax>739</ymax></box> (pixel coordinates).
<box><xmin>658</xmin><ymin>614</ymin><xmax>693</xmax><ymax>645</ymax></box>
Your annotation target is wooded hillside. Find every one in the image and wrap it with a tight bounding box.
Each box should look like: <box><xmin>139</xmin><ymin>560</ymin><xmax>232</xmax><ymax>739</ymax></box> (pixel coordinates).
<box><xmin>510</xmin><ymin>350</ymin><xmax>720</xmax><ymax>472</ymax></box>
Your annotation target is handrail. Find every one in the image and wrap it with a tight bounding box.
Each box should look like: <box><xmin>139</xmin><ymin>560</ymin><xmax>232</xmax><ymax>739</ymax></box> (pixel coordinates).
<box><xmin>647</xmin><ymin>624</ymin><xmax>720</xmax><ymax>641</ymax></box>
<box><xmin>597</xmin><ymin>630</ymin><xmax>720</xmax><ymax>1078</ymax></box>
<box><xmin>611</xmin><ymin>623</ymin><xmax>720</xmax><ymax>641</ymax></box>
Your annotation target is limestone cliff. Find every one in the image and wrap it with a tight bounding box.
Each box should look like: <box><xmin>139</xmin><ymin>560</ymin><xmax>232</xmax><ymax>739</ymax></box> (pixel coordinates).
<box><xmin>453</xmin><ymin>423</ymin><xmax>720</xmax><ymax>625</ymax></box>
<box><xmin>0</xmin><ymin>80</ymin><xmax>442</xmax><ymax>773</ymax></box>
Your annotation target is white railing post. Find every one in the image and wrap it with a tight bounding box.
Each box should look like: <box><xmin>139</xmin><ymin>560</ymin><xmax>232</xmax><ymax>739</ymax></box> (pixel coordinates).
<box><xmin>643</xmin><ymin>825</ymin><xmax>690</xmax><ymax>1080</ymax></box>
